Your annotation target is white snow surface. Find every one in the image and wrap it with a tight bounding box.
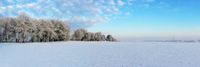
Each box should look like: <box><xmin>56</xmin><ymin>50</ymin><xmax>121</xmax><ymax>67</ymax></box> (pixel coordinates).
<box><xmin>0</xmin><ymin>41</ymin><xmax>200</xmax><ymax>67</ymax></box>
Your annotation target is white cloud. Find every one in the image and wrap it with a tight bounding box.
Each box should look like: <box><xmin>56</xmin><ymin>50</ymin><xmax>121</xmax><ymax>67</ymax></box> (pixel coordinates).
<box><xmin>113</xmin><ymin>7</ymin><xmax>119</xmax><ymax>14</ymax></box>
<box><xmin>26</xmin><ymin>3</ymin><xmax>36</xmax><ymax>8</ymax></box>
<box><xmin>16</xmin><ymin>5</ymin><xmax>23</xmax><ymax>8</ymax></box>
<box><xmin>68</xmin><ymin>16</ymin><xmax>106</xmax><ymax>30</ymax></box>
<box><xmin>0</xmin><ymin>7</ymin><xmax>6</xmax><ymax>10</ymax></box>
<box><xmin>1</xmin><ymin>0</ymin><xmax>132</xmax><ymax>17</ymax></box>
<box><xmin>118</xmin><ymin>0</ymin><xmax>125</xmax><ymax>6</ymax></box>
<box><xmin>125</xmin><ymin>12</ymin><xmax>131</xmax><ymax>15</ymax></box>
<box><xmin>7</xmin><ymin>5</ymin><xmax>13</xmax><ymax>9</ymax></box>
<box><xmin>109</xmin><ymin>0</ymin><xmax>116</xmax><ymax>5</ymax></box>
<box><xmin>7</xmin><ymin>0</ymin><xmax>14</xmax><ymax>4</ymax></box>
<box><xmin>144</xmin><ymin>0</ymin><xmax>155</xmax><ymax>3</ymax></box>
<box><xmin>127</xmin><ymin>0</ymin><xmax>135</xmax><ymax>5</ymax></box>
<box><xmin>142</xmin><ymin>0</ymin><xmax>156</xmax><ymax>8</ymax></box>
<box><xmin>92</xmin><ymin>7</ymin><xmax>102</xmax><ymax>15</ymax></box>
<box><xmin>0</xmin><ymin>0</ymin><xmax>134</xmax><ymax>29</ymax></box>
<box><xmin>38</xmin><ymin>0</ymin><xmax>45</xmax><ymax>3</ymax></box>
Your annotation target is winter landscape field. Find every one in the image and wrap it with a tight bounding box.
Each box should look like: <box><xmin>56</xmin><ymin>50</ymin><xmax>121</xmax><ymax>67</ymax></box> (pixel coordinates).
<box><xmin>1</xmin><ymin>42</ymin><xmax>200</xmax><ymax>67</ymax></box>
<box><xmin>1</xmin><ymin>0</ymin><xmax>200</xmax><ymax>67</ymax></box>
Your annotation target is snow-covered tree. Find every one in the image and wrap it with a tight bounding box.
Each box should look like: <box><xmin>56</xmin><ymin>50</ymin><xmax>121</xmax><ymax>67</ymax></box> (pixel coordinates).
<box><xmin>71</xmin><ymin>29</ymin><xmax>116</xmax><ymax>41</ymax></box>
<box><xmin>0</xmin><ymin>14</ymin><xmax>70</xmax><ymax>43</ymax></box>
<box><xmin>71</xmin><ymin>29</ymin><xmax>87</xmax><ymax>41</ymax></box>
<box><xmin>82</xmin><ymin>32</ymin><xmax>92</xmax><ymax>41</ymax></box>
<box><xmin>94</xmin><ymin>32</ymin><xmax>102</xmax><ymax>41</ymax></box>
<box><xmin>0</xmin><ymin>14</ymin><xmax>116</xmax><ymax>43</ymax></box>
<box><xmin>106</xmin><ymin>35</ymin><xmax>117</xmax><ymax>41</ymax></box>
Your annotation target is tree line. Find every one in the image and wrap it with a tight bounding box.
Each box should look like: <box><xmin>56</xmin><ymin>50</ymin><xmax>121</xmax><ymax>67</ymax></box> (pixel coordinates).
<box><xmin>0</xmin><ymin>14</ymin><xmax>116</xmax><ymax>43</ymax></box>
<box><xmin>71</xmin><ymin>29</ymin><xmax>116</xmax><ymax>41</ymax></box>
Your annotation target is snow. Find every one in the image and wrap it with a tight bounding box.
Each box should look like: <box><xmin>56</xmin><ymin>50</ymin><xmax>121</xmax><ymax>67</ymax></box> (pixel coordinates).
<box><xmin>0</xmin><ymin>42</ymin><xmax>200</xmax><ymax>67</ymax></box>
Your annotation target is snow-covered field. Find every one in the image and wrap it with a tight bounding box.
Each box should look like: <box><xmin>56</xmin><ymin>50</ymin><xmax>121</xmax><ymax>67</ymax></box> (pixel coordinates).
<box><xmin>0</xmin><ymin>42</ymin><xmax>200</xmax><ymax>67</ymax></box>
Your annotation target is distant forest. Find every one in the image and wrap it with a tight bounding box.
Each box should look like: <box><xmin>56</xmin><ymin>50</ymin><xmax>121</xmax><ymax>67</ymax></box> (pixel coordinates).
<box><xmin>0</xmin><ymin>14</ymin><xmax>116</xmax><ymax>43</ymax></box>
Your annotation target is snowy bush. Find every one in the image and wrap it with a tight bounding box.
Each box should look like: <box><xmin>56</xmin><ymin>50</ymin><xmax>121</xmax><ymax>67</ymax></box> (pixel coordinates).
<box><xmin>106</xmin><ymin>35</ymin><xmax>117</xmax><ymax>41</ymax></box>
<box><xmin>71</xmin><ymin>29</ymin><xmax>116</xmax><ymax>41</ymax></box>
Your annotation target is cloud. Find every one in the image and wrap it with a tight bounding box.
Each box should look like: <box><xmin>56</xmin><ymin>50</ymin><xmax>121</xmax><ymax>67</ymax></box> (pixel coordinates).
<box><xmin>16</xmin><ymin>4</ymin><xmax>23</xmax><ymax>8</ymax></box>
<box><xmin>143</xmin><ymin>0</ymin><xmax>156</xmax><ymax>7</ymax></box>
<box><xmin>0</xmin><ymin>0</ymin><xmax>134</xmax><ymax>29</ymax></box>
<box><xmin>68</xmin><ymin>16</ymin><xmax>106</xmax><ymax>30</ymax></box>
<box><xmin>7</xmin><ymin>5</ymin><xmax>13</xmax><ymax>9</ymax></box>
<box><xmin>127</xmin><ymin>0</ymin><xmax>135</xmax><ymax>5</ymax></box>
<box><xmin>113</xmin><ymin>7</ymin><xmax>119</xmax><ymax>14</ymax></box>
<box><xmin>144</xmin><ymin>0</ymin><xmax>155</xmax><ymax>3</ymax></box>
<box><xmin>118</xmin><ymin>0</ymin><xmax>125</xmax><ymax>6</ymax></box>
<box><xmin>7</xmin><ymin>0</ymin><xmax>14</xmax><ymax>4</ymax></box>
<box><xmin>109</xmin><ymin>0</ymin><xmax>116</xmax><ymax>5</ymax></box>
<box><xmin>125</xmin><ymin>12</ymin><xmax>131</xmax><ymax>15</ymax></box>
<box><xmin>26</xmin><ymin>3</ymin><xmax>37</xmax><ymax>8</ymax></box>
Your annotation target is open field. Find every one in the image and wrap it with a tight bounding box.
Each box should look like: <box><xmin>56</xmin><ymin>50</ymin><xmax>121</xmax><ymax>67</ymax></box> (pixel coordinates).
<box><xmin>0</xmin><ymin>42</ymin><xmax>200</xmax><ymax>67</ymax></box>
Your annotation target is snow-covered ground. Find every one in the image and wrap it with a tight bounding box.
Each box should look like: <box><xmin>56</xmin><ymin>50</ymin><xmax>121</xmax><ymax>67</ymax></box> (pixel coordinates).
<box><xmin>0</xmin><ymin>42</ymin><xmax>200</xmax><ymax>67</ymax></box>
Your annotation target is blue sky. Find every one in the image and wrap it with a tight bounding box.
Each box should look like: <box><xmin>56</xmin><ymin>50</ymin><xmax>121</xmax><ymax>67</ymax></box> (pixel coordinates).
<box><xmin>0</xmin><ymin>0</ymin><xmax>200</xmax><ymax>39</ymax></box>
<box><xmin>89</xmin><ymin>0</ymin><xmax>200</xmax><ymax>39</ymax></box>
